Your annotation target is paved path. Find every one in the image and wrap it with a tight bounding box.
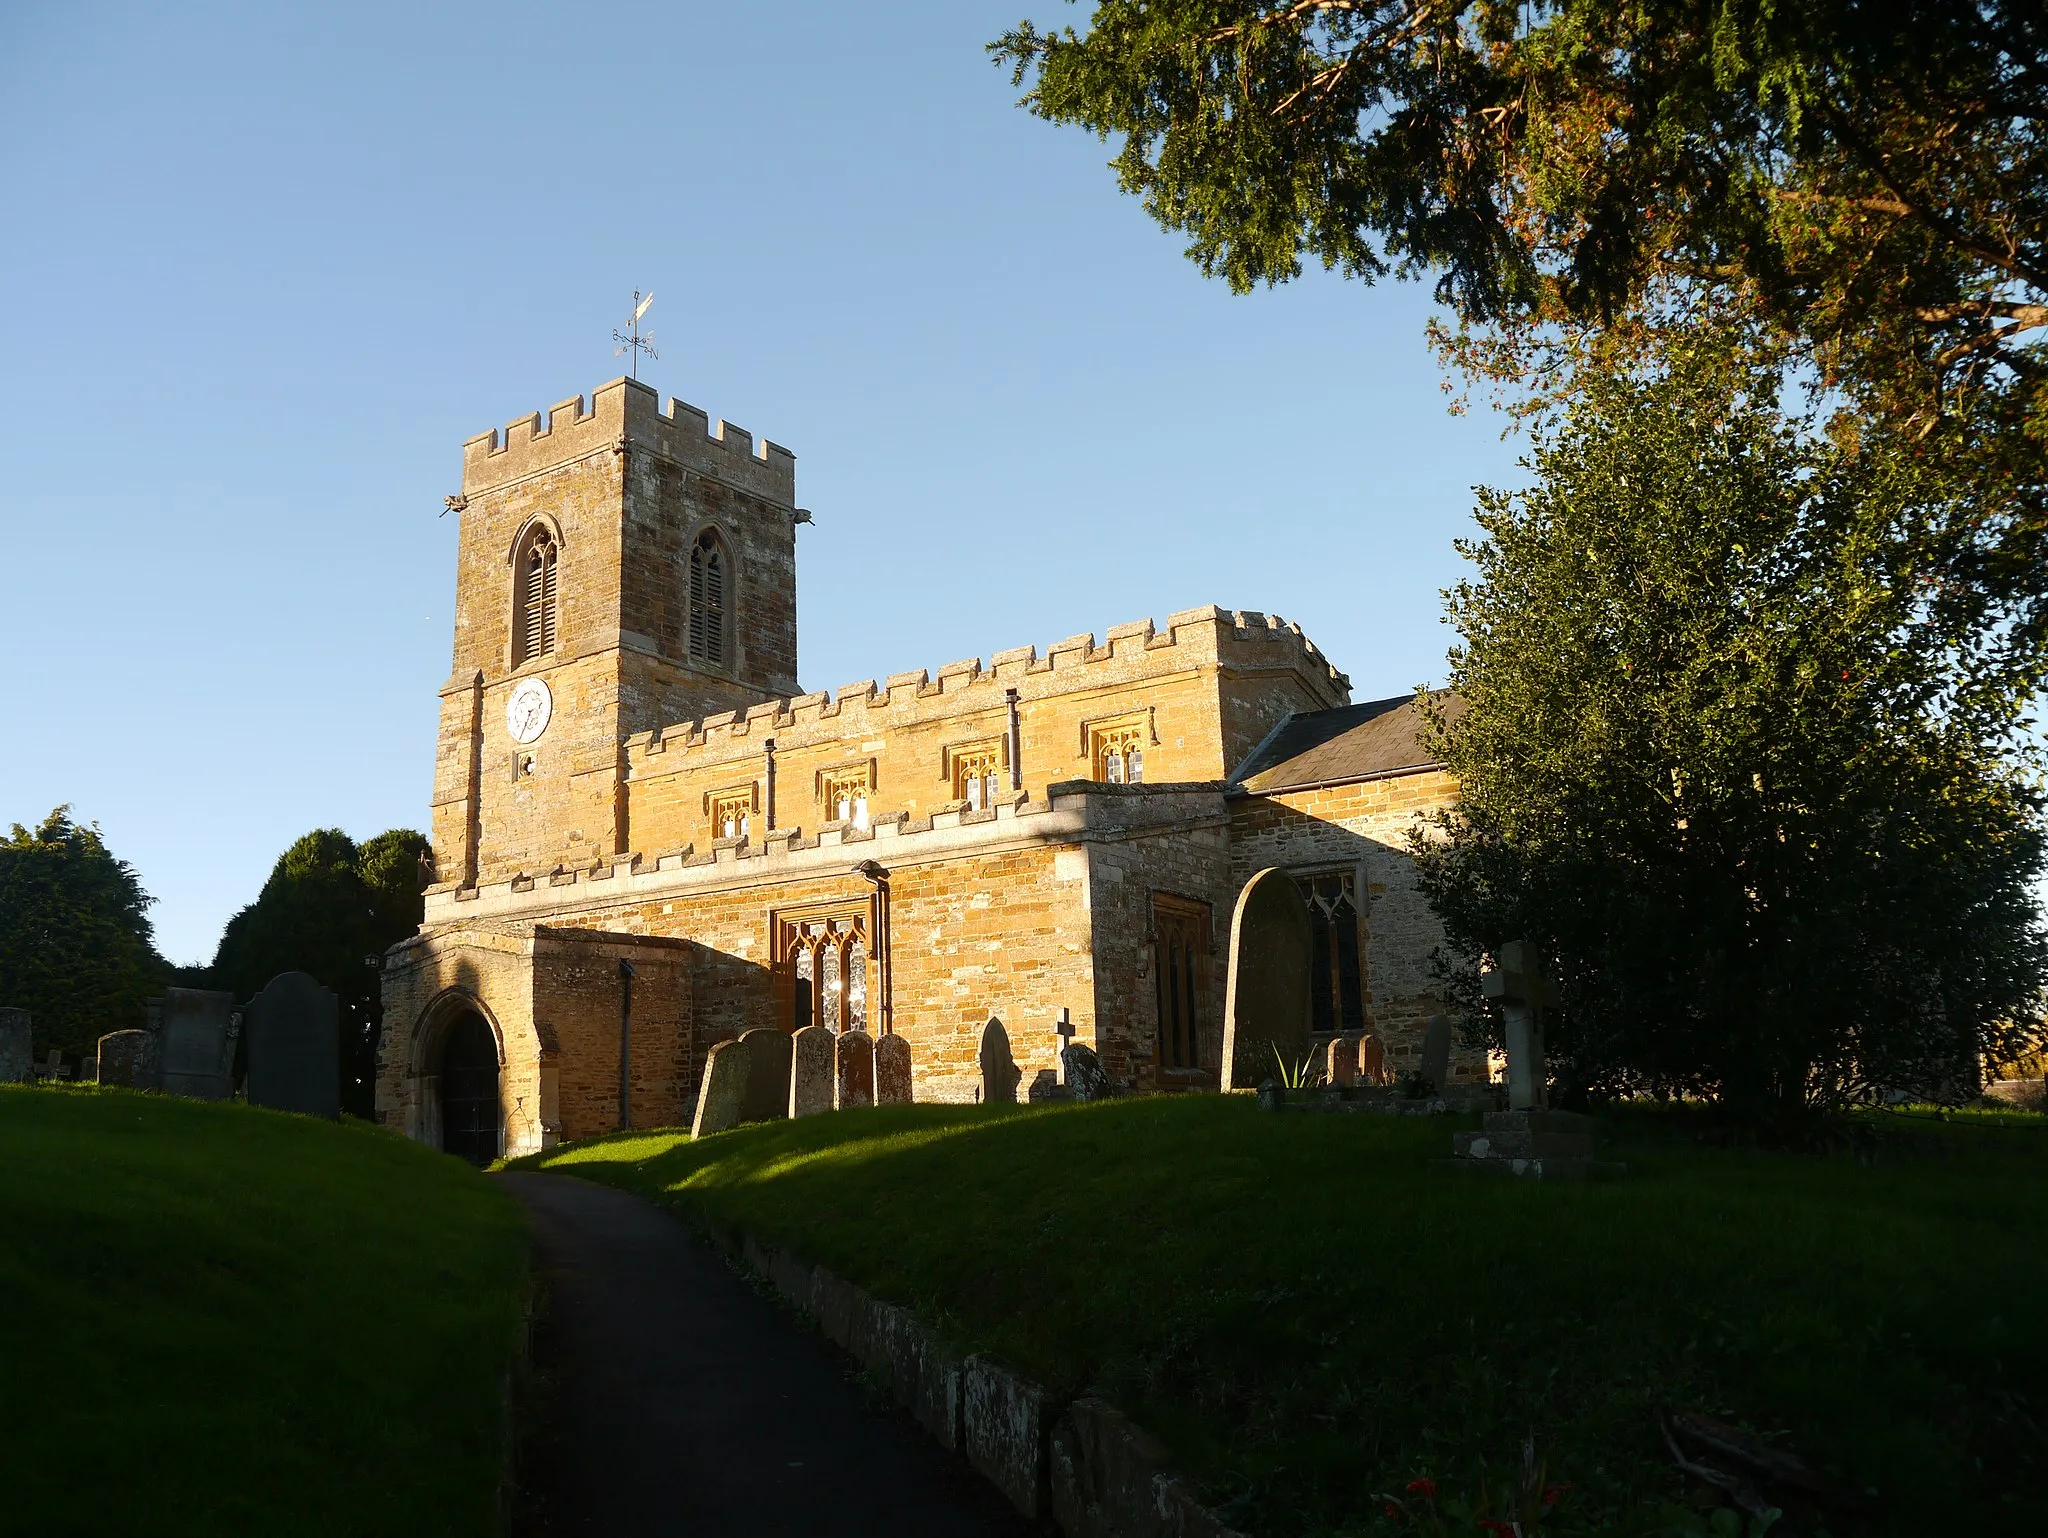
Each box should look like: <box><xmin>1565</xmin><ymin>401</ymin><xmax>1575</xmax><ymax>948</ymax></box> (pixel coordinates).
<box><xmin>498</xmin><ymin>1172</ymin><xmax>1026</xmax><ymax>1538</ymax></box>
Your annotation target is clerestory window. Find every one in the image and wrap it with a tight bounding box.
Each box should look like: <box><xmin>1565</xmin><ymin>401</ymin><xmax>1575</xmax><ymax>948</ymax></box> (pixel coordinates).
<box><xmin>820</xmin><ymin>766</ymin><xmax>872</xmax><ymax>829</ymax></box>
<box><xmin>514</xmin><ymin>528</ymin><xmax>559</xmax><ymax>665</ymax></box>
<box><xmin>688</xmin><ymin>530</ymin><xmax>730</xmax><ymax>667</ymax></box>
<box><xmin>1090</xmin><ymin>715</ymin><xmax>1148</xmax><ymax>784</ymax></box>
<box><xmin>951</xmin><ymin>744</ymin><xmax>1002</xmax><ymax>811</ymax></box>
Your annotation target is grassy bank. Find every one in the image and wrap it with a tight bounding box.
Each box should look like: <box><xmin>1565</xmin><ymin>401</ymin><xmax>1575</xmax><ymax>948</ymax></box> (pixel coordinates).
<box><xmin>518</xmin><ymin>1097</ymin><xmax>2047</xmax><ymax>1535</ymax></box>
<box><xmin>1</xmin><ymin>1086</ymin><xmax>528</xmax><ymax>1537</ymax></box>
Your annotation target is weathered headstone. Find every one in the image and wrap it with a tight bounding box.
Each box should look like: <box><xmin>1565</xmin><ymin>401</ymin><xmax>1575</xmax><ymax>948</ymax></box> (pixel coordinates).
<box><xmin>874</xmin><ymin>1033</ymin><xmax>913</xmax><ymax>1105</ymax></box>
<box><xmin>1060</xmin><ymin>1043</ymin><xmax>1113</xmax><ymax>1102</ymax></box>
<box><xmin>978</xmin><ymin>1017</ymin><xmax>1021</xmax><ymax>1105</ymax></box>
<box><xmin>836</xmin><ymin>1029</ymin><xmax>876</xmax><ymax>1110</ymax></box>
<box><xmin>34</xmin><ymin>1049</ymin><xmax>69</xmax><ymax>1081</ymax></box>
<box><xmin>1419</xmin><ymin>1015</ymin><xmax>1453</xmax><ymax>1095</ymax></box>
<box><xmin>739</xmin><ymin>1028</ymin><xmax>793</xmax><ymax>1123</ymax></box>
<box><xmin>244</xmin><ymin>971</ymin><xmax>340</xmax><ymax>1119</ymax></box>
<box><xmin>1482</xmin><ymin>941</ymin><xmax>1558</xmax><ymax>1111</ymax></box>
<box><xmin>1358</xmin><ymin>1033</ymin><xmax>1387</xmax><ymax>1087</ymax></box>
<box><xmin>0</xmin><ymin>1009</ymin><xmax>31</xmax><ymax>1083</ymax></box>
<box><xmin>156</xmin><ymin>988</ymin><xmax>236</xmax><ymax>1101</ymax></box>
<box><xmin>788</xmin><ymin>1024</ymin><xmax>836</xmax><ymax>1117</ymax></box>
<box><xmin>97</xmin><ymin>1029</ymin><xmax>158</xmax><ymax>1090</ymax></box>
<box><xmin>1325</xmin><ymin>1035</ymin><xmax>1358</xmax><ymax>1087</ymax></box>
<box><xmin>1220</xmin><ymin>869</ymin><xmax>1314</xmax><ymax>1091</ymax></box>
<box><xmin>691</xmin><ymin>1037</ymin><xmax>750</xmax><ymax>1138</ymax></box>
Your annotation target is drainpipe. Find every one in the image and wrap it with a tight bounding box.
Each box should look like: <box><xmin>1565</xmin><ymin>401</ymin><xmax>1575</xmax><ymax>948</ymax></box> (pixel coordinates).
<box><xmin>617</xmin><ymin>958</ymin><xmax>637</xmax><ymax>1131</ymax></box>
<box><xmin>854</xmin><ymin>860</ymin><xmax>892</xmax><ymax>1035</ymax></box>
<box><xmin>1005</xmin><ymin>688</ymin><xmax>1022</xmax><ymax>793</ymax></box>
<box><xmin>764</xmin><ymin>736</ymin><xmax>777</xmax><ymax>833</ymax></box>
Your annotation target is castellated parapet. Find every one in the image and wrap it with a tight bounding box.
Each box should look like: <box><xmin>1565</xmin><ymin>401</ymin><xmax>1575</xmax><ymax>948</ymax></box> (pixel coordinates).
<box><xmin>462</xmin><ymin>376</ymin><xmax>796</xmax><ymax>506</ymax></box>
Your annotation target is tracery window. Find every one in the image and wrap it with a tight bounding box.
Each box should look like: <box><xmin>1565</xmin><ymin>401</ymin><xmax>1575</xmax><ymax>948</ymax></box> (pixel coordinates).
<box><xmin>819</xmin><ymin>766</ymin><xmax>872</xmax><ymax>829</ymax></box>
<box><xmin>1301</xmin><ymin>867</ymin><xmax>1368</xmax><ymax>1035</ymax></box>
<box><xmin>708</xmin><ymin>787</ymin><xmax>755</xmax><ymax>842</ymax></box>
<box><xmin>514</xmin><ymin>527</ymin><xmax>559</xmax><ymax>665</ymax></box>
<box><xmin>950</xmin><ymin>742</ymin><xmax>1003</xmax><ymax>811</ymax></box>
<box><xmin>688</xmin><ymin>530</ymin><xmax>730</xmax><ymax>666</ymax></box>
<box><xmin>778</xmin><ymin>907</ymin><xmax>871</xmax><ymax>1033</ymax></box>
<box><xmin>1152</xmin><ymin>893</ymin><xmax>1210</xmax><ymax>1072</ymax></box>
<box><xmin>1089</xmin><ymin>715</ymin><xmax>1148</xmax><ymax>784</ymax></box>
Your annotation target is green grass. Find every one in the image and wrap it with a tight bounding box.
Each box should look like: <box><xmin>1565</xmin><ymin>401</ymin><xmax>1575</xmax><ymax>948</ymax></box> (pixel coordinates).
<box><xmin>0</xmin><ymin>1085</ymin><xmax>529</xmax><ymax>1537</ymax></box>
<box><xmin>518</xmin><ymin>1097</ymin><xmax>2048</xmax><ymax>1536</ymax></box>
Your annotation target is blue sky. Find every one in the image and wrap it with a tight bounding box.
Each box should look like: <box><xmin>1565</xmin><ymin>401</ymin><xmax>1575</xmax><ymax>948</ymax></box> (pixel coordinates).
<box><xmin>0</xmin><ymin>1</ymin><xmax>1520</xmax><ymax>965</ymax></box>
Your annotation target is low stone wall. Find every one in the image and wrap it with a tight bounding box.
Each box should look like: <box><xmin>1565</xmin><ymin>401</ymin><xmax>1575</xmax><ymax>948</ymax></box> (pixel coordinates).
<box><xmin>726</xmin><ymin>1228</ymin><xmax>1244</xmax><ymax>1536</ymax></box>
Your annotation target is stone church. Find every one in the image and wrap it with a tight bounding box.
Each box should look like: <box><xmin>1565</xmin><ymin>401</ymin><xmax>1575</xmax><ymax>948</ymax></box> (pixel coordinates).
<box><xmin>375</xmin><ymin>376</ymin><xmax>1469</xmax><ymax>1161</ymax></box>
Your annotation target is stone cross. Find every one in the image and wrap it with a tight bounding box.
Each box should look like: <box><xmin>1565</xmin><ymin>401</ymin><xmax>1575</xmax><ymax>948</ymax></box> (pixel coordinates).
<box><xmin>1053</xmin><ymin>1008</ymin><xmax>1075</xmax><ymax>1085</ymax></box>
<box><xmin>1481</xmin><ymin>940</ymin><xmax>1558</xmax><ymax>1111</ymax></box>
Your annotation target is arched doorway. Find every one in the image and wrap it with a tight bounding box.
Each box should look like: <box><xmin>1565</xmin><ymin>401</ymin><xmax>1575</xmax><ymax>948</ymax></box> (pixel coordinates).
<box><xmin>439</xmin><ymin>1011</ymin><xmax>500</xmax><ymax>1165</ymax></box>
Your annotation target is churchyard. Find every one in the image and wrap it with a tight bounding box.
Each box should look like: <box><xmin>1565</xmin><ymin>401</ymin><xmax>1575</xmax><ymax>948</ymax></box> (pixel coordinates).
<box><xmin>0</xmin><ymin>1084</ymin><xmax>526</xmax><ymax>1537</ymax></box>
<box><xmin>520</xmin><ymin>1095</ymin><xmax>2048</xmax><ymax>1535</ymax></box>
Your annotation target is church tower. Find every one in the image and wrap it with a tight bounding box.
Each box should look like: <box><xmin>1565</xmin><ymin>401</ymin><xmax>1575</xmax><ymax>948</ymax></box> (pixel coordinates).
<box><xmin>428</xmin><ymin>378</ymin><xmax>800</xmax><ymax>887</ymax></box>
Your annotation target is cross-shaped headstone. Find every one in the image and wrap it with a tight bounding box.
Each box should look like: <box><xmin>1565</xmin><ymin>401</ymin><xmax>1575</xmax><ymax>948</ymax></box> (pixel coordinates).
<box><xmin>1481</xmin><ymin>940</ymin><xmax>1557</xmax><ymax>1110</ymax></box>
<box><xmin>1053</xmin><ymin>1008</ymin><xmax>1075</xmax><ymax>1085</ymax></box>
<box><xmin>36</xmin><ymin>1049</ymin><xmax>69</xmax><ymax>1081</ymax></box>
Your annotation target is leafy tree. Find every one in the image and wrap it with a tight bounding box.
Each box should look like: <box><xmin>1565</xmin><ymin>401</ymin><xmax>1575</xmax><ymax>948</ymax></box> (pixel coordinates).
<box><xmin>210</xmin><ymin>828</ymin><xmax>430</xmax><ymax>1118</ymax></box>
<box><xmin>1412</xmin><ymin>326</ymin><xmax>2048</xmax><ymax>1121</ymax></box>
<box><xmin>992</xmin><ymin>0</ymin><xmax>2047</xmax><ymax>674</ymax></box>
<box><xmin>0</xmin><ymin>808</ymin><xmax>168</xmax><ymax>1064</ymax></box>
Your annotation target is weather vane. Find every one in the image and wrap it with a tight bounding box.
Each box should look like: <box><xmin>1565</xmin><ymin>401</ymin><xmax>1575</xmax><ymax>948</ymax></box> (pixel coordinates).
<box><xmin>613</xmin><ymin>289</ymin><xmax>658</xmax><ymax>379</ymax></box>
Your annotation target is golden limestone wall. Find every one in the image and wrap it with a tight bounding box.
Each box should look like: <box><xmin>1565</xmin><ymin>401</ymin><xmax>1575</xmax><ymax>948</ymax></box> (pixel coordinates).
<box><xmin>1076</xmin><ymin>788</ymin><xmax>1235</xmax><ymax>1090</ymax></box>
<box><xmin>379</xmin><ymin>927</ymin><xmax>542</xmax><ymax>1152</ymax></box>
<box><xmin>621</xmin><ymin>608</ymin><xmax>1347</xmax><ymax>861</ymax></box>
<box><xmin>1225</xmin><ymin>769</ymin><xmax>1483</xmax><ymax>1084</ymax></box>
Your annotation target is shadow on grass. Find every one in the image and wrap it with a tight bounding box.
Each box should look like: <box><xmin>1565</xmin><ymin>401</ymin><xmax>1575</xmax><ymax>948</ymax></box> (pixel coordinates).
<box><xmin>520</xmin><ymin>1097</ymin><xmax>2048</xmax><ymax>1536</ymax></box>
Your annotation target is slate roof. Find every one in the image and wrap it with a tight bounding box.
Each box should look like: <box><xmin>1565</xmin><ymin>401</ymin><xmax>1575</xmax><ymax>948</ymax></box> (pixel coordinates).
<box><xmin>1228</xmin><ymin>693</ymin><xmax>1460</xmax><ymax>794</ymax></box>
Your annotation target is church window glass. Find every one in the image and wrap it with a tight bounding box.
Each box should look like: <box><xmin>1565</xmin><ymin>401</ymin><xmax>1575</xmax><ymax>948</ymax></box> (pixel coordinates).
<box><xmin>952</xmin><ymin>744</ymin><xmax>1002</xmax><ymax>810</ymax></box>
<box><xmin>1089</xmin><ymin>716</ymin><xmax>1148</xmax><ymax>784</ymax></box>
<box><xmin>776</xmin><ymin>904</ymin><xmax>873</xmax><ymax>1033</ymax></box>
<box><xmin>820</xmin><ymin>766</ymin><xmax>872</xmax><ymax>829</ymax></box>
<box><xmin>709</xmin><ymin>788</ymin><xmax>754</xmax><ymax>842</ymax></box>
<box><xmin>1301</xmin><ymin>868</ymin><xmax>1368</xmax><ymax>1035</ymax></box>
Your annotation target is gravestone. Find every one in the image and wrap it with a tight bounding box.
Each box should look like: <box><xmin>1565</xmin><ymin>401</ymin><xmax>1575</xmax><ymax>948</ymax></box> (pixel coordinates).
<box><xmin>739</xmin><ymin>1028</ymin><xmax>793</xmax><ymax>1123</ymax></box>
<box><xmin>1060</xmin><ymin>1043</ymin><xmax>1113</xmax><ymax>1102</ymax></box>
<box><xmin>1325</xmin><ymin>1035</ymin><xmax>1357</xmax><ymax>1087</ymax></box>
<box><xmin>874</xmin><ymin>1033</ymin><xmax>913</xmax><ymax>1105</ymax></box>
<box><xmin>1482</xmin><ymin>941</ymin><xmax>1558</xmax><ymax>1111</ymax></box>
<box><xmin>34</xmin><ymin>1049</ymin><xmax>69</xmax><ymax>1080</ymax></box>
<box><xmin>1053</xmin><ymin>1008</ymin><xmax>1076</xmax><ymax>1084</ymax></box>
<box><xmin>978</xmin><ymin>1017</ymin><xmax>1021</xmax><ymax>1104</ymax></box>
<box><xmin>98</xmin><ymin>1029</ymin><xmax>158</xmax><ymax>1090</ymax></box>
<box><xmin>691</xmin><ymin>1037</ymin><xmax>750</xmax><ymax>1138</ymax></box>
<box><xmin>244</xmin><ymin>971</ymin><xmax>340</xmax><ymax>1118</ymax></box>
<box><xmin>1358</xmin><ymin>1033</ymin><xmax>1387</xmax><ymax>1086</ymax></box>
<box><xmin>788</xmin><ymin>1024</ymin><xmax>836</xmax><ymax>1117</ymax></box>
<box><xmin>1419</xmin><ymin>1015</ymin><xmax>1453</xmax><ymax>1095</ymax></box>
<box><xmin>1220</xmin><ymin>869</ymin><xmax>1314</xmax><ymax>1091</ymax></box>
<box><xmin>0</xmin><ymin>1009</ymin><xmax>31</xmax><ymax>1083</ymax></box>
<box><xmin>836</xmin><ymin>1029</ymin><xmax>876</xmax><ymax>1110</ymax></box>
<box><xmin>156</xmin><ymin>988</ymin><xmax>236</xmax><ymax>1101</ymax></box>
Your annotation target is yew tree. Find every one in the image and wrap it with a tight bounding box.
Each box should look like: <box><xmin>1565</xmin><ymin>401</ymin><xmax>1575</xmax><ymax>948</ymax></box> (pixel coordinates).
<box><xmin>1411</xmin><ymin>327</ymin><xmax>2047</xmax><ymax>1117</ymax></box>
<box><xmin>993</xmin><ymin>0</ymin><xmax>2048</xmax><ymax>684</ymax></box>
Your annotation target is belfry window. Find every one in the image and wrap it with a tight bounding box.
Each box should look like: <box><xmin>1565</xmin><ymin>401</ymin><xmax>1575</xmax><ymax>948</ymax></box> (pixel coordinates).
<box><xmin>688</xmin><ymin>530</ymin><xmax>729</xmax><ymax>666</ymax></box>
<box><xmin>1302</xmin><ymin>868</ymin><xmax>1368</xmax><ymax>1035</ymax></box>
<box><xmin>515</xmin><ymin>529</ymin><xmax>558</xmax><ymax>665</ymax></box>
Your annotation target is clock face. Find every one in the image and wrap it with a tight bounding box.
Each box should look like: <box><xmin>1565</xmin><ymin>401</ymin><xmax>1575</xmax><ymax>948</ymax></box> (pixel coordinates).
<box><xmin>506</xmin><ymin>678</ymin><xmax>553</xmax><ymax>744</ymax></box>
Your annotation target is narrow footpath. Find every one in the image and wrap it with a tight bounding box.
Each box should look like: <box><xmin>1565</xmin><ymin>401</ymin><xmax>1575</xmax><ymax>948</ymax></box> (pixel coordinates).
<box><xmin>498</xmin><ymin>1172</ymin><xmax>1028</xmax><ymax>1538</ymax></box>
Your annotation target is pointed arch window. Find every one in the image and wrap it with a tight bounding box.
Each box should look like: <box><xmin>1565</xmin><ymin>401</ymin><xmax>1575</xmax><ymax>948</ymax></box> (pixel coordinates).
<box><xmin>688</xmin><ymin>530</ymin><xmax>730</xmax><ymax>667</ymax></box>
<box><xmin>514</xmin><ymin>528</ymin><xmax>559</xmax><ymax>665</ymax></box>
